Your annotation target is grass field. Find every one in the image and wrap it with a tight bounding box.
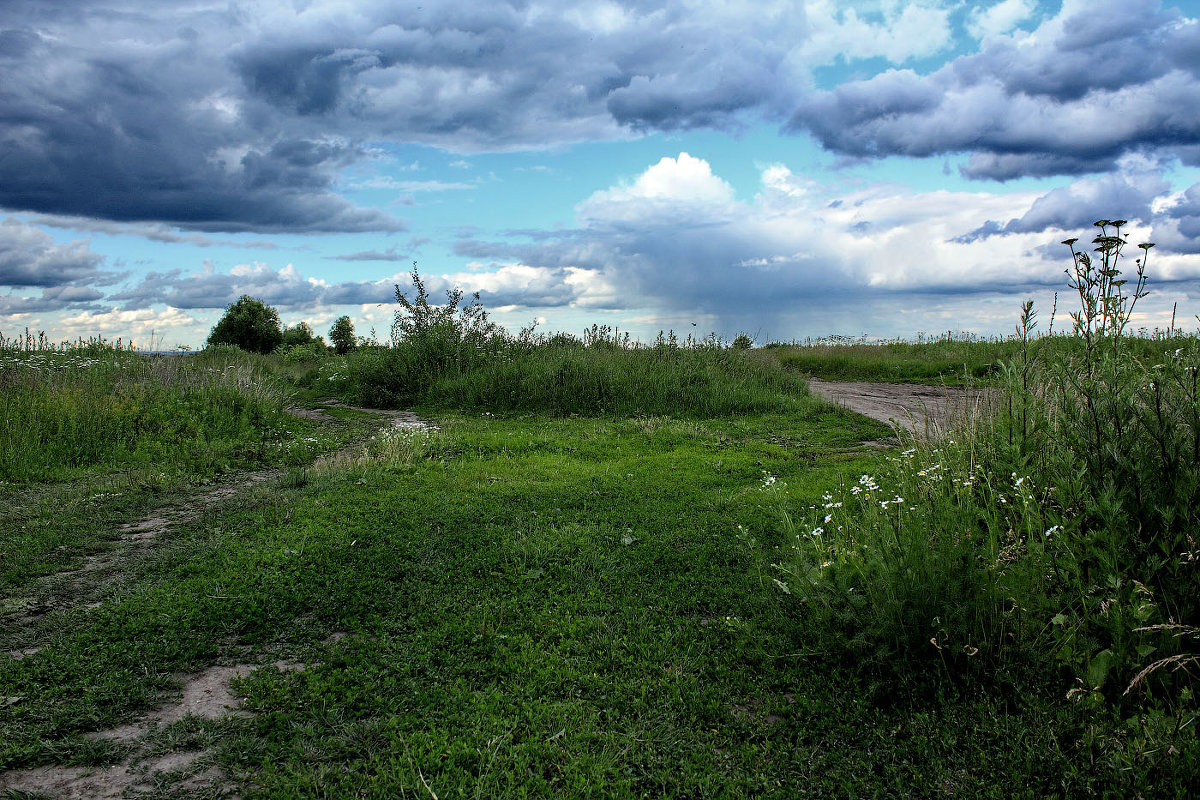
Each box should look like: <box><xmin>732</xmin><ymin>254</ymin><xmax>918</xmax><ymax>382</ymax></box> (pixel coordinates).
<box><xmin>759</xmin><ymin>332</ymin><xmax>1191</xmax><ymax>384</ymax></box>
<box><xmin>2</xmin><ymin>322</ymin><xmax>1198</xmax><ymax>797</ymax></box>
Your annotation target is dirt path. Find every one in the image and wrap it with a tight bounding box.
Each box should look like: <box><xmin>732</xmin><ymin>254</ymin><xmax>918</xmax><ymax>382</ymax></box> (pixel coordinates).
<box><xmin>1</xmin><ymin>404</ymin><xmax>431</xmax><ymax>799</ymax></box>
<box><xmin>6</xmin><ymin>403</ymin><xmax>433</xmax><ymax>635</ymax></box>
<box><xmin>807</xmin><ymin>378</ymin><xmax>994</xmax><ymax>439</ymax></box>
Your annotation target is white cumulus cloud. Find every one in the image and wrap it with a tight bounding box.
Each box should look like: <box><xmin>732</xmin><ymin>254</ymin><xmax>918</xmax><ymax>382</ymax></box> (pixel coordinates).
<box><xmin>967</xmin><ymin>0</ymin><xmax>1037</xmax><ymax>41</ymax></box>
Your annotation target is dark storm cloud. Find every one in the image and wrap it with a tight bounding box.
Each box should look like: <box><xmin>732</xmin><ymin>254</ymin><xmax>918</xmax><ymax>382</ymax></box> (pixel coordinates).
<box><xmin>29</xmin><ymin>216</ymin><xmax>280</xmax><ymax>249</ymax></box>
<box><xmin>452</xmin><ymin>235</ymin><xmax>607</xmax><ymax>271</ymax></box>
<box><xmin>110</xmin><ymin>263</ymin><xmax>327</xmax><ymax>310</ymax></box>
<box><xmin>0</xmin><ymin>8</ymin><xmax>403</xmax><ymax>233</ymax></box>
<box><xmin>0</xmin><ymin>284</ymin><xmax>105</xmax><ymax>315</ymax></box>
<box><xmin>224</xmin><ymin>1</ymin><xmax>815</xmax><ymax>148</ymax></box>
<box><xmin>41</xmin><ymin>285</ymin><xmax>105</xmax><ymax>303</ymax></box>
<box><xmin>1154</xmin><ymin>182</ymin><xmax>1200</xmax><ymax>254</ymax></box>
<box><xmin>955</xmin><ymin>172</ymin><xmax>1170</xmax><ymax>243</ymax></box>
<box><xmin>322</xmin><ymin>280</ymin><xmax>395</xmax><ymax>306</ymax></box>
<box><xmin>235</xmin><ymin>46</ymin><xmax>384</xmax><ymax>116</ymax></box>
<box><xmin>4</xmin><ymin>0</ymin><xmax>1195</xmax><ymax>265</ymax></box>
<box><xmin>0</xmin><ymin>1</ymin><xmax>832</xmax><ymax>233</ymax></box>
<box><xmin>0</xmin><ymin>217</ymin><xmax>116</xmax><ymax>289</ymax></box>
<box><xmin>604</xmin><ymin>51</ymin><xmax>782</xmax><ymax>132</ymax></box>
<box><xmin>473</xmin><ymin>276</ymin><xmax>583</xmax><ymax>308</ymax></box>
<box><xmin>958</xmin><ymin>153</ymin><xmax>1110</xmax><ymax>182</ymax></box>
<box><xmin>0</xmin><ymin>28</ymin><xmax>40</xmax><ymax>58</ymax></box>
<box><xmin>457</xmin><ymin>223</ymin><xmax>848</xmax><ymax>319</ymax></box>
<box><xmin>788</xmin><ymin>0</ymin><xmax>1200</xmax><ymax>179</ymax></box>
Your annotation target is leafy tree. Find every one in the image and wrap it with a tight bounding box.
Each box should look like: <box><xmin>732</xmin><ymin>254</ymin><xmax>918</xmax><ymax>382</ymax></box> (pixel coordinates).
<box><xmin>206</xmin><ymin>295</ymin><xmax>283</xmax><ymax>354</ymax></box>
<box><xmin>281</xmin><ymin>321</ymin><xmax>323</xmax><ymax>349</ymax></box>
<box><xmin>329</xmin><ymin>315</ymin><xmax>357</xmax><ymax>354</ymax></box>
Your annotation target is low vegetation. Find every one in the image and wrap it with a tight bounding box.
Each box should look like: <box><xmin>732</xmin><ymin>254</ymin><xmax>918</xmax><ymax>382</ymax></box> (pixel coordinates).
<box><xmin>0</xmin><ymin>337</ymin><xmax>308</xmax><ymax>484</ymax></box>
<box><xmin>1</xmin><ymin>225</ymin><xmax>1197</xmax><ymax>797</ymax></box>
<box><xmin>772</xmin><ymin>222</ymin><xmax>1198</xmax><ymax>779</ymax></box>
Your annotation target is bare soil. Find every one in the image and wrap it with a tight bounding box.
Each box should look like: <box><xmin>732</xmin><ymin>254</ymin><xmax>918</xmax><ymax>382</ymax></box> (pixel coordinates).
<box><xmin>1</xmin><ymin>658</ymin><xmax>329</xmax><ymax>798</ymax></box>
<box><xmin>0</xmin><ymin>754</ymin><xmax>216</xmax><ymax>800</ymax></box>
<box><xmin>806</xmin><ymin>378</ymin><xmax>995</xmax><ymax>439</ymax></box>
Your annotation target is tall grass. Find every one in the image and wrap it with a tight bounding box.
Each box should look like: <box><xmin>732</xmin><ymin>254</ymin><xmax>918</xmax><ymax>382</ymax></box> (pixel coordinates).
<box><xmin>766</xmin><ymin>337</ymin><xmax>1021</xmax><ymax>383</ymax></box>
<box><xmin>762</xmin><ymin>329</ymin><xmax>1190</xmax><ymax>384</ymax></box>
<box><xmin>773</xmin><ymin>221</ymin><xmax>1199</xmax><ymax>712</ymax></box>
<box><xmin>0</xmin><ymin>339</ymin><xmax>293</xmax><ymax>482</ymax></box>
<box><xmin>335</xmin><ymin>268</ymin><xmax>820</xmax><ymax>416</ymax></box>
<box><xmin>342</xmin><ymin>339</ymin><xmax>817</xmax><ymax>416</ymax></box>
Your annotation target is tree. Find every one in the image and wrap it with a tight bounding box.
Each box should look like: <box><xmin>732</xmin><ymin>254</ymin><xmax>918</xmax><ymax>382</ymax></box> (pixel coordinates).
<box><xmin>329</xmin><ymin>315</ymin><xmax>357</xmax><ymax>354</ymax></box>
<box><xmin>281</xmin><ymin>321</ymin><xmax>323</xmax><ymax>349</ymax></box>
<box><xmin>206</xmin><ymin>295</ymin><xmax>283</xmax><ymax>354</ymax></box>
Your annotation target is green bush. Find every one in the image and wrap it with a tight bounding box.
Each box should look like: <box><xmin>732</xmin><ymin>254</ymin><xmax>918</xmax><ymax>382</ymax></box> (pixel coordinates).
<box><xmin>421</xmin><ymin>342</ymin><xmax>815</xmax><ymax>416</ymax></box>
<box><xmin>280</xmin><ymin>321</ymin><xmax>319</xmax><ymax>348</ymax></box>
<box><xmin>207</xmin><ymin>295</ymin><xmax>284</xmax><ymax>354</ymax></box>
<box><xmin>773</xmin><ymin>220</ymin><xmax>1199</xmax><ymax>707</ymax></box>
<box><xmin>333</xmin><ymin>268</ymin><xmax>821</xmax><ymax>416</ymax></box>
<box><xmin>276</xmin><ymin>341</ymin><xmax>326</xmax><ymax>363</ymax></box>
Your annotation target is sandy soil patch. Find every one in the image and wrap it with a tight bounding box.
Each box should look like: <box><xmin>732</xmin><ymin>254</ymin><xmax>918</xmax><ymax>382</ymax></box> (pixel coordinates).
<box><xmin>807</xmin><ymin>378</ymin><xmax>994</xmax><ymax>439</ymax></box>
<box><xmin>2</xmin><ymin>660</ymin><xmax>306</xmax><ymax>798</ymax></box>
<box><xmin>0</xmin><ymin>753</ymin><xmax>217</xmax><ymax>800</ymax></box>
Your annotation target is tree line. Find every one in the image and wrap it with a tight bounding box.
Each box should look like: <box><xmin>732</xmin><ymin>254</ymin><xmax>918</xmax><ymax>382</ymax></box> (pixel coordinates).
<box><xmin>207</xmin><ymin>295</ymin><xmax>358</xmax><ymax>355</ymax></box>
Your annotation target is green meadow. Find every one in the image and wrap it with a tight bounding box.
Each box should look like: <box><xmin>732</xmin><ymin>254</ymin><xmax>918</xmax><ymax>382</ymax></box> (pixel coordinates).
<box><xmin>2</xmin><ymin>252</ymin><xmax>1199</xmax><ymax>797</ymax></box>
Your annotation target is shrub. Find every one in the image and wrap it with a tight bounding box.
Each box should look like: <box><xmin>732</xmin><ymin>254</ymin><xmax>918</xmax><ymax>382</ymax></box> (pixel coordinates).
<box><xmin>391</xmin><ymin>264</ymin><xmax>500</xmax><ymax>347</ymax></box>
<box><xmin>207</xmin><ymin>295</ymin><xmax>284</xmax><ymax>354</ymax></box>
<box><xmin>337</xmin><ymin>270</ymin><xmax>818</xmax><ymax>415</ymax></box>
<box><xmin>277</xmin><ymin>341</ymin><xmax>326</xmax><ymax>363</ymax></box>
<box><xmin>339</xmin><ymin>265</ymin><xmax>508</xmax><ymax>406</ymax></box>
<box><xmin>773</xmin><ymin>219</ymin><xmax>1199</xmax><ymax>705</ymax></box>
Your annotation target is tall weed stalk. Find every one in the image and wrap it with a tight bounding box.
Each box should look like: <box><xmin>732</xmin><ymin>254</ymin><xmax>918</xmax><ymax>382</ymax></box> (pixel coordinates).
<box><xmin>775</xmin><ymin>220</ymin><xmax>1199</xmax><ymax>709</ymax></box>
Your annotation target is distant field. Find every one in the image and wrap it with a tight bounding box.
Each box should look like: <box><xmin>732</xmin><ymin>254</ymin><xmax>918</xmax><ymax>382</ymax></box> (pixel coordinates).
<box><xmin>759</xmin><ymin>332</ymin><xmax>1190</xmax><ymax>384</ymax></box>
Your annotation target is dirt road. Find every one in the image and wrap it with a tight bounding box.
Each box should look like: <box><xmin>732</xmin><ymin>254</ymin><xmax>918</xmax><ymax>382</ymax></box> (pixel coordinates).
<box><xmin>806</xmin><ymin>378</ymin><xmax>994</xmax><ymax>439</ymax></box>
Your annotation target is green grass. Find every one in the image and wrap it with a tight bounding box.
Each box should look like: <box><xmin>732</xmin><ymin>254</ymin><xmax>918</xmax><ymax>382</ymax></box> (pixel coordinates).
<box><xmin>761</xmin><ymin>333</ymin><xmax>1192</xmax><ymax>384</ymax></box>
<box><xmin>3</xmin><ymin>406</ymin><xmax>1196</xmax><ymax>796</ymax></box>
<box><xmin>335</xmin><ymin>339</ymin><xmax>818</xmax><ymax>416</ymax></box>
<box><xmin>0</xmin><ymin>344</ymin><xmax>308</xmax><ymax>483</ymax></box>
<box><xmin>2</xmin><ymin>330</ymin><xmax>1198</xmax><ymax>797</ymax></box>
<box><xmin>0</xmin><ymin>343</ymin><xmax>383</xmax><ymax>597</ymax></box>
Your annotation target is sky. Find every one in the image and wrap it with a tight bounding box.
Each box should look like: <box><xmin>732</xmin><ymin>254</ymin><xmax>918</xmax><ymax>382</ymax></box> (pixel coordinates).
<box><xmin>2</xmin><ymin>0</ymin><xmax>1200</xmax><ymax>349</ymax></box>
